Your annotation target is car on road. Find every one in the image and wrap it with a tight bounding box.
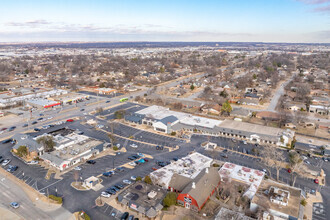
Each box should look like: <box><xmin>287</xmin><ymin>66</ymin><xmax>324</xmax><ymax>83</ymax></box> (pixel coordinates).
<box><xmin>121</xmin><ymin>212</ymin><xmax>129</xmax><ymax>220</ymax></box>
<box><xmin>42</xmin><ymin>125</ymin><xmax>50</xmax><ymax>129</ymax></box>
<box><xmin>1</xmin><ymin>127</ymin><xmax>7</xmax><ymax>131</ymax></box>
<box><xmin>32</xmin><ymin>121</ymin><xmax>38</xmax><ymax>125</ymax></box>
<box><xmin>27</xmin><ymin>160</ymin><xmax>38</xmax><ymax>165</ymax></box>
<box><xmin>7</xmin><ymin>165</ymin><xmax>18</xmax><ymax>172</ymax></box>
<box><xmin>66</xmin><ymin>119</ymin><xmax>74</xmax><ymax>122</ymax></box>
<box><xmin>37</xmin><ymin>117</ymin><xmax>43</xmax><ymax>121</ymax></box>
<box><xmin>131</xmin><ymin>176</ymin><xmax>137</xmax><ymax>181</ymax></box>
<box><xmin>74</xmin><ymin>166</ymin><xmax>81</xmax><ymax>171</ymax></box>
<box><xmin>220</xmin><ymin>153</ymin><xmax>228</xmax><ymax>158</ymax></box>
<box><xmin>106</xmin><ymin>100</ymin><xmax>110</xmax><ymax>103</ymax></box>
<box><xmin>305</xmin><ymin>161</ymin><xmax>310</xmax><ymax>165</ymax></box>
<box><xmin>123</xmin><ymin>179</ymin><xmax>132</xmax><ymax>185</ymax></box>
<box><xmin>80</xmin><ymin>109</ymin><xmax>85</xmax><ymax>111</ymax></box>
<box><xmin>8</xmin><ymin>126</ymin><xmax>16</xmax><ymax>131</ymax></box>
<box><xmin>10</xmin><ymin>202</ymin><xmax>20</xmax><ymax>209</ymax></box>
<box><xmin>314</xmin><ymin>179</ymin><xmax>319</xmax><ymax>184</ymax></box>
<box><xmin>101</xmin><ymin>191</ymin><xmax>111</xmax><ymax>198</ymax></box>
<box><xmin>22</xmin><ymin>124</ymin><xmax>28</xmax><ymax>127</ymax></box>
<box><xmin>47</xmin><ymin>116</ymin><xmax>53</xmax><ymax>120</ymax></box>
<box><xmin>287</xmin><ymin>168</ymin><xmax>292</xmax><ymax>173</ymax></box>
<box><xmin>34</xmin><ymin>128</ymin><xmax>41</xmax><ymax>132</ymax></box>
<box><xmin>86</xmin><ymin>160</ymin><xmax>96</xmax><ymax>164</ymax></box>
<box><xmin>2</xmin><ymin>159</ymin><xmax>11</xmax><ymax>166</ymax></box>
<box><xmin>76</xmin><ymin>131</ymin><xmax>84</xmax><ymax>135</ymax></box>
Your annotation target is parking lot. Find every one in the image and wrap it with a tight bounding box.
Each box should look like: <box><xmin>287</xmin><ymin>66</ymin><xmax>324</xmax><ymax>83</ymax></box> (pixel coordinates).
<box><xmin>313</xmin><ymin>203</ymin><xmax>326</xmax><ymax>220</ymax></box>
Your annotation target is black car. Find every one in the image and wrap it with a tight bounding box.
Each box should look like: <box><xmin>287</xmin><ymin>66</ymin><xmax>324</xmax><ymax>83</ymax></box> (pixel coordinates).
<box><xmin>121</xmin><ymin>212</ymin><xmax>129</xmax><ymax>220</ymax></box>
<box><xmin>22</xmin><ymin>124</ymin><xmax>28</xmax><ymax>127</ymax></box>
<box><xmin>37</xmin><ymin>117</ymin><xmax>43</xmax><ymax>121</ymax></box>
<box><xmin>110</xmin><ymin>186</ymin><xmax>120</xmax><ymax>192</ymax></box>
<box><xmin>106</xmin><ymin>100</ymin><xmax>110</xmax><ymax>103</ymax></box>
<box><xmin>86</xmin><ymin>160</ymin><xmax>96</xmax><ymax>164</ymax></box>
<box><xmin>34</xmin><ymin>128</ymin><xmax>41</xmax><ymax>132</ymax></box>
<box><xmin>156</xmin><ymin>145</ymin><xmax>164</xmax><ymax>150</ymax></box>
<box><xmin>80</xmin><ymin>109</ymin><xmax>85</xmax><ymax>111</ymax></box>
<box><xmin>103</xmin><ymin>172</ymin><xmax>112</xmax><ymax>177</ymax></box>
<box><xmin>106</xmin><ymin>188</ymin><xmax>117</xmax><ymax>195</ymax></box>
<box><xmin>7</xmin><ymin>165</ymin><xmax>18</xmax><ymax>172</ymax></box>
<box><xmin>31</xmin><ymin>121</ymin><xmax>37</xmax><ymax>125</ymax></box>
<box><xmin>115</xmin><ymin>184</ymin><xmax>124</xmax><ymax>189</ymax></box>
<box><xmin>128</xmin><ymin>156</ymin><xmax>135</xmax><ymax>160</ymax></box>
<box><xmin>220</xmin><ymin>153</ymin><xmax>228</xmax><ymax>158</ymax></box>
<box><xmin>8</xmin><ymin>126</ymin><xmax>16</xmax><ymax>131</ymax></box>
<box><xmin>116</xmin><ymin>167</ymin><xmax>125</xmax><ymax>172</ymax></box>
<box><xmin>128</xmin><ymin>215</ymin><xmax>134</xmax><ymax>220</ymax></box>
<box><xmin>172</xmin><ymin>157</ymin><xmax>179</xmax><ymax>161</ymax></box>
<box><xmin>1</xmin><ymin>139</ymin><xmax>12</xmax><ymax>144</ymax></box>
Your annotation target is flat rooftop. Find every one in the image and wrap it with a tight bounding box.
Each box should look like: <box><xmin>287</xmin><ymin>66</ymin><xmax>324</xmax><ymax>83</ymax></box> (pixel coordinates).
<box><xmin>27</xmin><ymin>98</ymin><xmax>60</xmax><ymax>106</ymax></box>
<box><xmin>251</xmin><ymin>179</ymin><xmax>302</xmax><ymax>218</ymax></box>
<box><xmin>150</xmin><ymin>152</ymin><xmax>212</xmax><ymax>188</ymax></box>
<box><xmin>218</xmin><ymin>120</ymin><xmax>285</xmax><ymax>137</ymax></box>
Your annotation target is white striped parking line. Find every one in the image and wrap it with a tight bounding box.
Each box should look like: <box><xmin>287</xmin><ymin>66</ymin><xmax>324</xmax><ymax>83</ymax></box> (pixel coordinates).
<box><xmin>27</xmin><ymin>178</ymin><xmax>35</xmax><ymax>185</ymax></box>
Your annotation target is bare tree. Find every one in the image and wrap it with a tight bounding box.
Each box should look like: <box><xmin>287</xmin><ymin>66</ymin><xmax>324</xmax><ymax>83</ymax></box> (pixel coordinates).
<box><xmin>260</xmin><ymin>145</ymin><xmax>285</xmax><ymax>181</ymax></box>
<box><xmin>289</xmin><ymin>151</ymin><xmax>305</xmax><ymax>186</ymax></box>
<box><xmin>74</xmin><ymin>170</ymin><xmax>79</xmax><ymax>186</ymax></box>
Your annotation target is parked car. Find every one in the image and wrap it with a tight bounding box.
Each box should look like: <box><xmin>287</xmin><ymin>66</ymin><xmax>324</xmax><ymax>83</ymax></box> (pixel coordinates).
<box><xmin>130</xmin><ymin>144</ymin><xmax>138</xmax><ymax>148</ymax></box>
<box><xmin>243</xmin><ymin>140</ymin><xmax>247</xmax><ymax>145</ymax></box>
<box><xmin>31</xmin><ymin>121</ymin><xmax>37</xmax><ymax>125</ymax></box>
<box><xmin>128</xmin><ymin>161</ymin><xmax>136</xmax><ymax>167</ymax></box>
<box><xmin>138</xmin><ymin>159</ymin><xmax>145</xmax><ymax>163</ymax></box>
<box><xmin>1</xmin><ymin>139</ymin><xmax>12</xmax><ymax>144</ymax></box>
<box><xmin>123</xmin><ymin>179</ymin><xmax>132</xmax><ymax>185</ymax></box>
<box><xmin>34</xmin><ymin>128</ymin><xmax>41</xmax><ymax>132</ymax></box>
<box><xmin>128</xmin><ymin>215</ymin><xmax>134</xmax><ymax>220</ymax></box>
<box><xmin>80</xmin><ymin>109</ymin><xmax>85</xmax><ymax>111</ymax></box>
<box><xmin>1</xmin><ymin>128</ymin><xmax>7</xmax><ymax>131</ymax></box>
<box><xmin>2</xmin><ymin>159</ymin><xmax>11</xmax><ymax>166</ymax></box>
<box><xmin>10</xmin><ymin>202</ymin><xmax>20</xmax><ymax>209</ymax></box>
<box><xmin>74</xmin><ymin>166</ymin><xmax>81</xmax><ymax>171</ymax></box>
<box><xmin>8</xmin><ymin>126</ymin><xmax>16</xmax><ymax>131</ymax></box>
<box><xmin>103</xmin><ymin>172</ymin><xmax>113</xmax><ymax>177</ymax></box>
<box><xmin>105</xmin><ymin>188</ymin><xmax>116</xmax><ymax>195</ymax></box>
<box><xmin>22</xmin><ymin>124</ymin><xmax>28</xmax><ymax>127</ymax></box>
<box><xmin>101</xmin><ymin>191</ymin><xmax>111</xmax><ymax>198</ymax></box>
<box><xmin>116</xmin><ymin>167</ymin><xmax>125</xmax><ymax>172</ymax></box>
<box><xmin>128</xmin><ymin>156</ymin><xmax>135</xmax><ymax>160</ymax></box>
<box><xmin>156</xmin><ymin>145</ymin><xmax>164</xmax><ymax>150</ymax></box>
<box><xmin>287</xmin><ymin>168</ymin><xmax>292</xmax><ymax>173</ymax></box>
<box><xmin>27</xmin><ymin>160</ymin><xmax>38</xmax><ymax>165</ymax></box>
<box><xmin>115</xmin><ymin>184</ymin><xmax>124</xmax><ymax>189</ymax></box>
<box><xmin>121</xmin><ymin>212</ymin><xmax>129</xmax><ymax>220</ymax></box>
<box><xmin>231</xmin><ymin>138</ymin><xmax>236</xmax><ymax>142</ymax></box>
<box><xmin>314</xmin><ymin>179</ymin><xmax>319</xmax><ymax>184</ymax></box>
<box><xmin>143</xmin><ymin>158</ymin><xmax>149</xmax><ymax>162</ymax></box>
<box><xmin>137</xmin><ymin>153</ymin><xmax>144</xmax><ymax>157</ymax></box>
<box><xmin>130</xmin><ymin>176</ymin><xmax>137</xmax><ymax>181</ymax></box>
<box><xmin>37</xmin><ymin>117</ymin><xmax>43</xmax><ymax>121</ymax></box>
<box><xmin>7</xmin><ymin>165</ymin><xmax>18</xmax><ymax>172</ymax></box>
<box><xmin>86</xmin><ymin>160</ymin><xmax>96</xmax><ymax>164</ymax></box>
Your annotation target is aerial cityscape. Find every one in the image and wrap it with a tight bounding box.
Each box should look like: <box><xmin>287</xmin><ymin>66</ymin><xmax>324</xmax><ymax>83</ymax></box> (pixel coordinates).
<box><xmin>0</xmin><ymin>1</ymin><xmax>329</xmax><ymax>220</ymax></box>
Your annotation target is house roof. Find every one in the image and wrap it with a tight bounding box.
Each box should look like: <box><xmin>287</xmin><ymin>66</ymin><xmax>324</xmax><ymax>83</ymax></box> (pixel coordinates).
<box><xmin>181</xmin><ymin>167</ymin><xmax>220</xmax><ymax>208</ymax></box>
<box><xmin>12</xmin><ymin>133</ymin><xmax>41</xmax><ymax>152</ymax></box>
<box><xmin>168</xmin><ymin>173</ymin><xmax>192</xmax><ymax>191</ymax></box>
<box><xmin>231</xmin><ymin>107</ymin><xmax>250</xmax><ymax>117</ymax></box>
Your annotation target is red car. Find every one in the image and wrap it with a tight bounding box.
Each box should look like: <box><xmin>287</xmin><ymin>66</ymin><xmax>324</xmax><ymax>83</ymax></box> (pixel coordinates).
<box><xmin>66</xmin><ymin>119</ymin><xmax>74</xmax><ymax>122</ymax></box>
<box><xmin>143</xmin><ymin>158</ymin><xmax>149</xmax><ymax>162</ymax></box>
<box><xmin>314</xmin><ymin>179</ymin><xmax>319</xmax><ymax>184</ymax></box>
<box><xmin>287</xmin><ymin>168</ymin><xmax>292</xmax><ymax>173</ymax></box>
<box><xmin>152</xmin><ymin>167</ymin><xmax>158</xmax><ymax>171</ymax></box>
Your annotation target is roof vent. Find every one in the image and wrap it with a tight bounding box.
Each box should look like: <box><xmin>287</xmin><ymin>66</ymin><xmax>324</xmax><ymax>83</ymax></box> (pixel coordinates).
<box><xmin>192</xmin><ymin>182</ymin><xmax>196</xmax><ymax>189</ymax></box>
<box><xmin>206</xmin><ymin>168</ymin><xmax>209</xmax><ymax>173</ymax></box>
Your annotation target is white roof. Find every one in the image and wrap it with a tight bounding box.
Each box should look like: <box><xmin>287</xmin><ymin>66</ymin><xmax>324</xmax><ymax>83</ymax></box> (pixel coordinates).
<box><xmin>150</xmin><ymin>152</ymin><xmax>212</xmax><ymax>189</ymax></box>
<box><xmin>137</xmin><ymin>105</ymin><xmax>222</xmax><ymax>128</ymax></box>
<box><xmin>27</xmin><ymin>98</ymin><xmax>59</xmax><ymax>107</ymax></box>
<box><xmin>218</xmin><ymin>162</ymin><xmax>265</xmax><ymax>199</ymax></box>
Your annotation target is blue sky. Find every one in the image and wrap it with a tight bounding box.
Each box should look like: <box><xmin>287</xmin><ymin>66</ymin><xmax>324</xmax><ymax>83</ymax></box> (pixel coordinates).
<box><xmin>0</xmin><ymin>0</ymin><xmax>329</xmax><ymax>43</ymax></box>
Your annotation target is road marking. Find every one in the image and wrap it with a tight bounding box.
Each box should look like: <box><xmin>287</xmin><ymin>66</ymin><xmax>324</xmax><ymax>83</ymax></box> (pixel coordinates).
<box><xmin>38</xmin><ymin>179</ymin><xmax>63</xmax><ymax>191</ymax></box>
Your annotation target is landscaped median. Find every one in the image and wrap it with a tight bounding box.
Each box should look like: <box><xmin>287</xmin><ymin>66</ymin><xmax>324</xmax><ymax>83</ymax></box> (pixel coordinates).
<box><xmin>74</xmin><ymin>211</ymin><xmax>91</xmax><ymax>220</ymax></box>
<box><xmin>48</xmin><ymin>195</ymin><xmax>63</xmax><ymax>204</ymax></box>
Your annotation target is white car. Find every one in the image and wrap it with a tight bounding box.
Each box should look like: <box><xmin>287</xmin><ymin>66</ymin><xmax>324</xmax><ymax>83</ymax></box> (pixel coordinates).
<box><xmin>74</xmin><ymin>166</ymin><xmax>82</xmax><ymax>171</ymax></box>
<box><xmin>130</xmin><ymin>176</ymin><xmax>137</xmax><ymax>181</ymax></box>
<box><xmin>137</xmin><ymin>153</ymin><xmax>144</xmax><ymax>157</ymax></box>
<box><xmin>101</xmin><ymin>192</ymin><xmax>111</xmax><ymax>198</ymax></box>
<box><xmin>130</xmin><ymin>144</ymin><xmax>138</xmax><ymax>148</ymax></box>
<box><xmin>27</xmin><ymin>160</ymin><xmax>38</xmax><ymax>165</ymax></box>
<box><xmin>10</xmin><ymin>202</ymin><xmax>20</xmax><ymax>209</ymax></box>
<box><xmin>2</xmin><ymin>159</ymin><xmax>11</xmax><ymax>166</ymax></box>
<box><xmin>47</xmin><ymin>117</ymin><xmax>53</xmax><ymax>120</ymax></box>
<box><xmin>128</xmin><ymin>162</ymin><xmax>136</xmax><ymax>167</ymax></box>
<box><xmin>116</xmin><ymin>143</ymin><xmax>121</xmax><ymax>147</ymax></box>
<box><xmin>243</xmin><ymin>140</ymin><xmax>247</xmax><ymax>145</ymax></box>
<box><xmin>123</xmin><ymin>179</ymin><xmax>132</xmax><ymax>185</ymax></box>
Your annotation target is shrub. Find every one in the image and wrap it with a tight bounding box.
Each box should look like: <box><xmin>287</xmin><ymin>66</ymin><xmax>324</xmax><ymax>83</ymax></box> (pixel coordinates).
<box><xmin>16</xmin><ymin>145</ymin><xmax>28</xmax><ymax>158</ymax></box>
<box><xmin>113</xmin><ymin>146</ymin><xmax>119</xmax><ymax>151</ymax></box>
<box><xmin>136</xmin><ymin>176</ymin><xmax>142</xmax><ymax>181</ymax></box>
<box><xmin>78</xmin><ymin>211</ymin><xmax>90</xmax><ymax>220</ymax></box>
<box><xmin>48</xmin><ymin>195</ymin><xmax>63</xmax><ymax>204</ymax></box>
<box><xmin>170</xmin><ymin>131</ymin><xmax>176</xmax><ymax>136</ymax></box>
<box><xmin>212</xmin><ymin>163</ymin><xmax>220</xmax><ymax>167</ymax></box>
<box><xmin>163</xmin><ymin>192</ymin><xmax>177</xmax><ymax>207</ymax></box>
<box><xmin>300</xmin><ymin>199</ymin><xmax>307</xmax><ymax>206</ymax></box>
<box><xmin>144</xmin><ymin>175</ymin><xmax>153</xmax><ymax>184</ymax></box>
